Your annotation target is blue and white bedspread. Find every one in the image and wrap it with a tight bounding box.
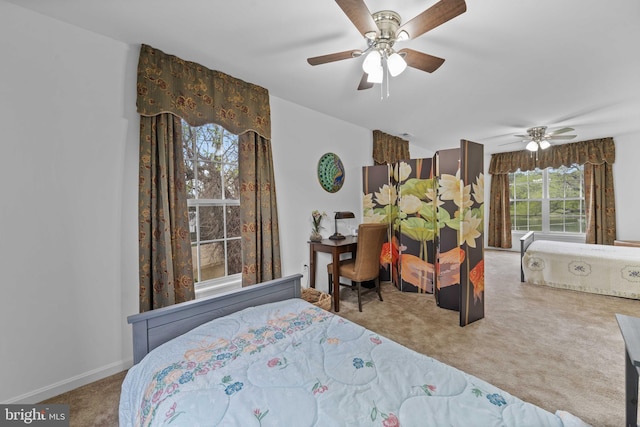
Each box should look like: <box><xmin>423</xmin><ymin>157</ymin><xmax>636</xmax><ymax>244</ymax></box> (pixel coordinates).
<box><xmin>120</xmin><ymin>298</ymin><xmax>585</xmax><ymax>426</ymax></box>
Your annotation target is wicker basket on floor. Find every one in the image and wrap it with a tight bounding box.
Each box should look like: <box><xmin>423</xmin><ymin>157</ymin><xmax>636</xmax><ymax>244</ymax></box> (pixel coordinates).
<box><xmin>302</xmin><ymin>287</ymin><xmax>332</xmax><ymax>311</ymax></box>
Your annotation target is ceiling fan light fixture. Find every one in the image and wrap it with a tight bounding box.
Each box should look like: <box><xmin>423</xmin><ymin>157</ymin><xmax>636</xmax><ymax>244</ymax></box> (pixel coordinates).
<box><xmin>307</xmin><ymin>1</ymin><xmax>468</xmax><ymax>94</ymax></box>
<box><xmin>539</xmin><ymin>140</ymin><xmax>551</xmax><ymax>149</ymax></box>
<box><xmin>367</xmin><ymin>66</ymin><xmax>383</xmax><ymax>83</ymax></box>
<box><xmin>525</xmin><ymin>141</ymin><xmax>539</xmax><ymax>152</ymax></box>
<box><xmin>364</xmin><ymin>31</ymin><xmax>378</xmax><ymax>40</ymax></box>
<box><xmin>396</xmin><ymin>29</ymin><xmax>410</xmax><ymax>41</ymax></box>
<box><xmin>362</xmin><ymin>50</ymin><xmax>381</xmax><ymax>74</ymax></box>
<box><xmin>387</xmin><ymin>52</ymin><xmax>407</xmax><ymax>77</ymax></box>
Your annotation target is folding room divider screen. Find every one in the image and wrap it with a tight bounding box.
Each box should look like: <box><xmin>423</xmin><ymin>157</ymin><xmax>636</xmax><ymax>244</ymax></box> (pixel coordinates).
<box><xmin>362</xmin><ymin>140</ymin><xmax>484</xmax><ymax>326</ymax></box>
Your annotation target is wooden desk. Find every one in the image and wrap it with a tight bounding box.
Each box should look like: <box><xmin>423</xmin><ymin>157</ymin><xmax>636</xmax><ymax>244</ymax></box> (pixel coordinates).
<box><xmin>616</xmin><ymin>313</ymin><xmax>640</xmax><ymax>427</ymax></box>
<box><xmin>308</xmin><ymin>236</ymin><xmax>357</xmax><ymax>312</ymax></box>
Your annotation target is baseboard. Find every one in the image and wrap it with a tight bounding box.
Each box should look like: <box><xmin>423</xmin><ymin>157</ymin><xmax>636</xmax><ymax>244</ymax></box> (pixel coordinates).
<box><xmin>4</xmin><ymin>358</ymin><xmax>134</xmax><ymax>404</ymax></box>
<box><xmin>486</xmin><ymin>247</ymin><xmax>518</xmax><ymax>252</ymax></box>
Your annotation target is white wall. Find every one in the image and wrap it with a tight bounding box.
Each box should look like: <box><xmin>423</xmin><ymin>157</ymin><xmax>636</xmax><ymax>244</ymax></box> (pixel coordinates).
<box><xmin>611</xmin><ymin>133</ymin><xmax>640</xmax><ymax>241</ymax></box>
<box><xmin>0</xmin><ymin>1</ymin><xmax>373</xmax><ymax>403</ymax></box>
<box><xmin>0</xmin><ymin>1</ymin><xmax>138</xmax><ymax>402</ymax></box>
<box><xmin>1</xmin><ymin>0</ymin><xmax>638</xmax><ymax>404</ymax></box>
<box><xmin>271</xmin><ymin>97</ymin><xmax>372</xmax><ymax>293</ymax></box>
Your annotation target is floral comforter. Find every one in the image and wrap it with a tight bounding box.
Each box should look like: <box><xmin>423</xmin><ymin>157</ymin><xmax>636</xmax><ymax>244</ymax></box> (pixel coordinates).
<box><xmin>120</xmin><ymin>298</ymin><xmax>576</xmax><ymax>426</ymax></box>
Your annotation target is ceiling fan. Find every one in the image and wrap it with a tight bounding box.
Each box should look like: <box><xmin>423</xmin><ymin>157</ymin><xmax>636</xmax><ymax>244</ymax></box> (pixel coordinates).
<box><xmin>307</xmin><ymin>0</ymin><xmax>467</xmax><ymax>91</ymax></box>
<box><xmin>514</xmin><ymin>126</ymin><xmax>577</xmax><ymax>151</ymax></box>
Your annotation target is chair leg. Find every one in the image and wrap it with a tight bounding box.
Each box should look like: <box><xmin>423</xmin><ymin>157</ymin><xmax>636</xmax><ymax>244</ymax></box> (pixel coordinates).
<box><xmin>376</xmin><ymin>277</ymin><xmax>383</xmax><ymax>301</ymax></box>
<box><xmin>356</xmin><ymin>281</ymin><xmax>362</xmax><ymax>312</ymax></box>
<box><xmin>327</xmin><ymin>273</ymin><xmax>333</xmax><ymax>294</ymax></box>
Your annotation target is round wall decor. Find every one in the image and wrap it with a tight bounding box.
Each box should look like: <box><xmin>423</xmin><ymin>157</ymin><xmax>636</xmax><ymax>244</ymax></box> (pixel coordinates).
<box><xmin>317</xmin><ymin>152</ymin><xmax>345</xmax><ymax>193</ymax></box>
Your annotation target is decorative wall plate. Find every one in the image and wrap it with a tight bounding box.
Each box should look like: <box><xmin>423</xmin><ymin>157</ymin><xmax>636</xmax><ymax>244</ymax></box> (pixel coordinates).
<box><xmin>317</xmin><ymin>152</ymin><xmax>345</xmax><ymax>193</ymax></box>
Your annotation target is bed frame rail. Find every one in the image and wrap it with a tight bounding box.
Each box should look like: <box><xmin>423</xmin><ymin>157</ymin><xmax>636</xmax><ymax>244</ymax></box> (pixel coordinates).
<box><xmin>520</xmin><ymin>231</ymin><xmax>535</xmax><ymax>282</ymax></box>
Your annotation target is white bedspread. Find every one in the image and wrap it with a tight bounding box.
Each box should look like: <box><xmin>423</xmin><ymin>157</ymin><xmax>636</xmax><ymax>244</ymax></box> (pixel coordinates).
<box><xmin>523</xmin><ymin>240</ymin><xmax>640</xmax><ymax>299</ymax></box>
<box><xmin>119</xmin><ymin>298</ymin><xmax>583</xmax><ymax>426</ymax></box>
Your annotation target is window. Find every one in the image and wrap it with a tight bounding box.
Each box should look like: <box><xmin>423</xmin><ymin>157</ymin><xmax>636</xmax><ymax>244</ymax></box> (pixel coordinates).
<box><xmin>509</xmin><ymin>164</ymin><xmax>585</xmax><ymax>234</ymax></box>
<box><xmin>182</xmin><ymin>120</ymin><xmax>242</xmax><ymax>290</ymax></box>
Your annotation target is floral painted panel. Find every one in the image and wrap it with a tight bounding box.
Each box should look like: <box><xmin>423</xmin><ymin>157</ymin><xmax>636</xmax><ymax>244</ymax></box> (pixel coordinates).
<box><xmin>393</xmin><ymin>159</ymin><xmax>436</xmax><ymax>293</ymax></box>
<box><xmin>362</xmin><ymin>160</ymin><xmax>438</xmax><ymax>293</ymax></box>
<box><xmin>459</xmin><ymin>140</ymin><xmax>485</xmax><ymax>326</ymax></box>
<box><xmin>362</xmin><ymin>143</ymin><xmax>485</xmax><ymax>326</ymax></box>
<box><xmin>434</xmin><ymin>148</ymin><xmax>464</xmax><ymax>309</ymax></box>
<box><xmin>434</xmin><ymin>142</ymin><xmax>485</xmax><ymax>326</ymax></box>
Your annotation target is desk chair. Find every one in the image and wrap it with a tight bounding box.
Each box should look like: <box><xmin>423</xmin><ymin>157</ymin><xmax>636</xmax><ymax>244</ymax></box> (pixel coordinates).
<box><xmin>327</xmin><ymin>223</ymin><xmax>387</xmax><ymax>312</ymax></box>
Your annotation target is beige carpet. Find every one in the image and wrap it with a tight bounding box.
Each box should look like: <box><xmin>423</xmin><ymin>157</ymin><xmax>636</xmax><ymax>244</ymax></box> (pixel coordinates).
<box><xmin>42</xmin><ymin>249</ymin><xmax>637</xmax><ymax>426</ymax></box>
<box><xmin>338</xmin><ymin>249</ymin><xmax>636</xmax><ymax>426</ymax></box>
<box><xmin>40</xmin><ymin>370</ymin><xmax>126</xmax><ymax>426</ymax></box>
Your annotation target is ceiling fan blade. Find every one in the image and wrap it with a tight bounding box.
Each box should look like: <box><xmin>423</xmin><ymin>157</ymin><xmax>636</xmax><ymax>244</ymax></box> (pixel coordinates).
<box><xmin>357</xmin><ymin>73</ymin><xmax>374</xmax><ymax>90</ymax></box>
<box><xmin>307</xmin><ymin>49</ymin><xmax>362</xmax><ymax>66</ymax></box>
<box><xmin>548</xmin><ymin>127</ymin><xmax>575</xmax><ymax>135</ymax></box>
<box><xmin>398</xmin><ymin>49</ymin><xmax>445</xmax><ymax>73</ymax></box>
<box><xmin>397</xmin><ymin>0</ymin><xmax>467</xmax><ymax>40</ymax></box>
<box><xmin>335</xmin><ymin>0</ymin><xmax>378</xmax><ymax>37</ymax></box>
<box><xmin>514</xmin><ymin>134</ymin><xmax>529</xmax><ymax>138</ymax></box>
<box><xmin>548</xmin><ymin>135</ymin><xmax>577</xmax><ymax>140</ymax></box>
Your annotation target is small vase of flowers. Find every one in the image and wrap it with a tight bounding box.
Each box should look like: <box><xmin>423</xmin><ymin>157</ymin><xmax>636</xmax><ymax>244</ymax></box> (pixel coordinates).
<box><xmin>310</xmin><ymin>210</ymin><xmax>326</xmax><ymax>241</ymax></box>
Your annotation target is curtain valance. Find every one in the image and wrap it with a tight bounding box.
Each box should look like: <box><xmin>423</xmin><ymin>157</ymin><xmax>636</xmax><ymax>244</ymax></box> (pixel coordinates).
<box><xmin>489</xmin><ymin>137</ymin><xmax>615</xmax><ymax>174</ymax></box>
<box><xmin>372</xmin><ymin>130</ymin><xmax>410</xmax><ymax>164</ymax></box>
<box><xmin>137</xmin><ymin>44</ymin><xmax>271</xmax><ymax>140</ymax></box>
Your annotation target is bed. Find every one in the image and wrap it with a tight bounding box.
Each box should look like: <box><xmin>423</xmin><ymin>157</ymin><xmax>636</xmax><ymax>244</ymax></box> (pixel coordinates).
<box><xmin>520</xmin><ymin>231</ymin><xmax>640</xmax><ymax>299</ymax></box>
<box><xmin>120</xmin><ymin>273</ymin><xmax>588</xmax><ymax>426</ymax></box>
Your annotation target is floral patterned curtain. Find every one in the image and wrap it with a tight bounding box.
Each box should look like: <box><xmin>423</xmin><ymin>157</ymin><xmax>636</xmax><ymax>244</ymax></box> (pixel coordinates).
<box><xmin>488</xmin><ymin>137</ymin><xmax>616</xmax><ymax>247</ymax></box>
<box><xmin>487</xmin><ymin>174</ymin><xmax>512</xmax><ymax>248</ymax></box>
<box><xmin>372</xmin><ymin>130</ymin><xmax>410</xmax><ymax>165</ymax></box>
<box><xmin>138</xmin><ymin>114</ymin><xmax>194</xmax><ymax>312</ymax></box>
<box><xmin>137</xmin><ymin>44</ymin><xmax>271</xmax><ymax>136</ymax></box>
<box><xmin>584</xmin><ymin>162</ymin><xmax>616</xmax><ymax>244</ymax></box>
<box><xmin>239</xmin><ymin>132</ymin><xmax>282</xmax><ymax>285</ymax></box>
<box><xmin>489</xmin><ymin>138</ymin><xmax>614</xmax><ymax>173</ymax></box>
<box><xmin>137</xmin><ymin>44</ymin><xmax>281</xmax><ymax>309</ymax></box>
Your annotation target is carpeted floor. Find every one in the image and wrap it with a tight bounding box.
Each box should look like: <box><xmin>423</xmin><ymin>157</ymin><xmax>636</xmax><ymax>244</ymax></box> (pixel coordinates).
<box><xmin>41</xmin><ymin>249</ymin><xmax>637</xmax><ymax>426</ymax></box>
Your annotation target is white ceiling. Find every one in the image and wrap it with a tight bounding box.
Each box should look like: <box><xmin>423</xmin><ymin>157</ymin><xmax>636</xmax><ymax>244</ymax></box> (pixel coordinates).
<box><xmin>11</xmin><ymin>0</ymin><xmax>640</xmax><ymax>154</ymax></box>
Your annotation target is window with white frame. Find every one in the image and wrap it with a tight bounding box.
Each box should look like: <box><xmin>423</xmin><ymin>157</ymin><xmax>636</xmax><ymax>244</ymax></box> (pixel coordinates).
<box><xmin>182</xmin><ymin>120</ymin><xmax>242</xmax><ymax>290</ymax></box>
<box><xmin>509</xmin><ymin>164</ymin><xmax>585</xmax><ymax>234</ymax></box>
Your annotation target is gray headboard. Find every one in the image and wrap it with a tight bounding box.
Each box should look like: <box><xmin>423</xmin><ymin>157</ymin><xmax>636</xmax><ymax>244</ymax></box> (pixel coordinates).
<box><xmin>127</xmin><ymin>274</ymin><xmax>302</xmax><ymax>364</ymax></box>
